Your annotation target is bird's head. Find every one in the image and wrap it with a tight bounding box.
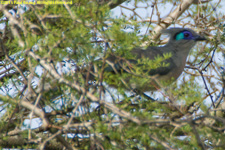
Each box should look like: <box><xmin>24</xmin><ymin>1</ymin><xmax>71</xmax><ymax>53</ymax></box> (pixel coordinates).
<box><xmin>161</xmin><ymin>28</ymin><xmax>206</xmax><ymax>51</ymax></box>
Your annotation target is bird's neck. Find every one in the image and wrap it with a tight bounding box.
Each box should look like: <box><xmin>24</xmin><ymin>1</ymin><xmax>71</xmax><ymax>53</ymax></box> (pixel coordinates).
<box><xmin>164</xmin><ymin>41</ymin><xmax>196</xmax><ymax>67</ymax></box>
<box><xmin>165</xmin><ymin>41</ymin><xmax>196</xmax><ymax>55</ymax></box>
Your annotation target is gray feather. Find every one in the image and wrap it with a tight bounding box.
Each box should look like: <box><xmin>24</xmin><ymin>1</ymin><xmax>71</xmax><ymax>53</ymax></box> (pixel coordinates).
<box><xmin>89</xmin><ymin>28</ymin><xmax>206</xmax><ymax>91</ymax></box>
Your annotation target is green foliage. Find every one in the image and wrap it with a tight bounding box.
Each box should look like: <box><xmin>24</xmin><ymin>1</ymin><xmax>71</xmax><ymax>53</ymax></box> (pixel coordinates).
<box><xmin>0</xmin><ymin>0</ymin><xmax>224</xmax><ymax>149</ymax></box>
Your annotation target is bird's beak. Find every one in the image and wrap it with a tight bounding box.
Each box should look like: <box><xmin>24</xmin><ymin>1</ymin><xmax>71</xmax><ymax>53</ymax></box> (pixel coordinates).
<box><xmin>194</xmin><ymin>35</ymin><xmax>207</xmax><ymax>41</ymax></box>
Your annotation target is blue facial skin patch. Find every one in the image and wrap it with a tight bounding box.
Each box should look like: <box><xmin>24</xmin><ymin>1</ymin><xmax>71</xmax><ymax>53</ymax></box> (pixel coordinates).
<box><xmin>175</xmin><ymin>31</ymin><xmax>194</xmax><ymax>40</ymax></box>
<box><xmin>175</xmin><ymin>32</ymin><xmax>184</xmax><ymax>40</ymax></box>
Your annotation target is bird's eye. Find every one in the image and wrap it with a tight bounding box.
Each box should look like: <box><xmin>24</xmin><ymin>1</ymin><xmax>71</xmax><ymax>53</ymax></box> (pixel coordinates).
<box><xmin>175</xmin><ymin>31</ymin><xmax>192</xmax><ymax>40</ymax></box>
<box><xmin>184</xmin><ymin>33</ymin><xmax>190</xmax><ymax>37</ymax></box>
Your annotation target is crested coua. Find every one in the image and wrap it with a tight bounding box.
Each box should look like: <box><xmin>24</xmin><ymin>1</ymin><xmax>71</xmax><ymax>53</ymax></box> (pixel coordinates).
<box><xmin>87</xmin><ymin>28</ymin><xmax>206</xmax><ymax>91</ymax></box>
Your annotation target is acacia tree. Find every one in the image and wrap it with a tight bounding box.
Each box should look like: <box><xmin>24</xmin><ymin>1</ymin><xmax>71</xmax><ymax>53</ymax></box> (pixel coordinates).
<box><xmin>0</xmin><ymin>0</ymin><xmax>224</xmax><ymax>149</ymax></box>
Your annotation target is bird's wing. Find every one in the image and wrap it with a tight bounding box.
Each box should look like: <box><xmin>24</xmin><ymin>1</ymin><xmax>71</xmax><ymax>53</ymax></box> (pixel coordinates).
<box><xmin>134</xmin><ymin>46</ymin><xmax>177</xmax><ymax>76</ymax></box>
<box><xmin>104</xmin><ymin>46</ymin><xmax>176</xmax><ymax>76</ymax></box>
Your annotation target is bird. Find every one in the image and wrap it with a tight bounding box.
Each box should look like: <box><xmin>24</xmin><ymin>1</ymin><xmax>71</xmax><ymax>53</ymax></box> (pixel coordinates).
<box><xmin>85</xmin><ymin>28</ymin><xmax>206</xmax><ymax>91</ymax></box>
